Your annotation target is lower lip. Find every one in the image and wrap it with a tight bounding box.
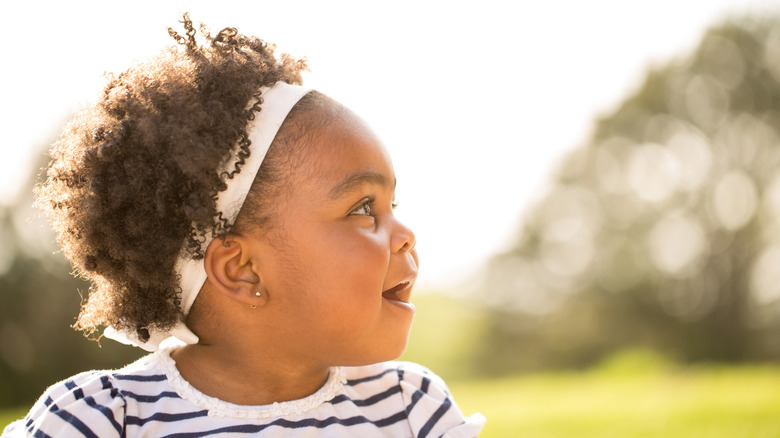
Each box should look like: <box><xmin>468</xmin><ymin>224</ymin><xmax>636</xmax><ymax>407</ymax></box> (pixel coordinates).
<box><xmin>383</xmin><ymin>296</ymin><xmax>416</xmax><ymax>312</ymax></box>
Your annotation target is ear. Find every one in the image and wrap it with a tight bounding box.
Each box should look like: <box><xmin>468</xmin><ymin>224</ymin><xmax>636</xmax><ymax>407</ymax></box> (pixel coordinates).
<box><xmin>203</xmin><ymin>234</ymin><xmax>269</xmax><ymax>308</ymax></box>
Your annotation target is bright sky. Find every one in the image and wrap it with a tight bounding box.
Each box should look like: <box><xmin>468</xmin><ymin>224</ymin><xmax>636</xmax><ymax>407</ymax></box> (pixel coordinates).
<box><xmin>1</xmin><ymin>0</ymin><xmax>776</xmax><ymax>289</ymax></box>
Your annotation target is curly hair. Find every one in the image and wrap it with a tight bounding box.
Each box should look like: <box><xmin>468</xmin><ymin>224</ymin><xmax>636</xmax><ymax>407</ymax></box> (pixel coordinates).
<box><xmin>35</xmin><ymin>14</ymin><xmax>308</xmax><ymax>341</ymax></box>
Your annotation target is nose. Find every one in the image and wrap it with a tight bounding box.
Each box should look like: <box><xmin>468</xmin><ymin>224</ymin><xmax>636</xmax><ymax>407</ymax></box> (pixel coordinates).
<box><xmin>391</xmin><ymin>217</ymin><xmax>416</xmax><ymax>254</ymax></box>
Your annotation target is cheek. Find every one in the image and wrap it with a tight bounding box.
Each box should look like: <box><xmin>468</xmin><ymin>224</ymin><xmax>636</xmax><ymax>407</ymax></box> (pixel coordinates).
<box><xmin>307</xmin><ymin>226</ymin><xmax>388</xmax><ymax>288</ymax></box>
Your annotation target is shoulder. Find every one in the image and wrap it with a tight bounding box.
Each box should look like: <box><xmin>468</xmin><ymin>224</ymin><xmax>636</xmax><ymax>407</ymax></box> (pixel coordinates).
<box><xmin>341</xmin><ymin>361</ymin><xmax>447</xmax><ymax>386</ymax></box>
<box><xmin>394</xmin><ymin>361</ymin><xmax>450</xmax><ymax>392</ymax></box>
<box><xmin>6</xmin><ymin>355</ymin><xmax>163</xmax><ymax>438</ymax></box>
<box><xmin>5</xmin><ymin>369</ymin><xmax>127</xmax><ymax>438</ymax></box>
<box><xmin>342</xmin><ymin>362</ymin><xmax>485</xmax><ymax>438</ymax></box>
<box><xmin>396</xmin><ymin>362</ymin><xmax>486</xmax><ymax>437</ymax></box>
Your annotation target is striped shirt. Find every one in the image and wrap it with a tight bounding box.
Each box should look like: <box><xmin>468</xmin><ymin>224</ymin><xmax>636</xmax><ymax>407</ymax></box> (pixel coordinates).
<box><xmin>3</xmin><ymin>341</ymin><xmax>484</xmax><ymax>437</ymax></box>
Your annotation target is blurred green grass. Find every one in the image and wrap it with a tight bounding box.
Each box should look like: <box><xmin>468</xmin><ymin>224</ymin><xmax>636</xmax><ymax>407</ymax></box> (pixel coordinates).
<box><xmin>447</xmin><ymin>361</ymin><xmax>780</xmax><ymax>437</ymax></box>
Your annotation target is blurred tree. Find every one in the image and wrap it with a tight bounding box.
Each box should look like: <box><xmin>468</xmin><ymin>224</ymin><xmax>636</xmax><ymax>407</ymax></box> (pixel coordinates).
<box><xmin>0</xmin><ymin>156</ymin><xmax>143</xmax><ymax>408</ymax></box>
<box><xmin>477</xmin><ymin>16</ymin><xmax>780</xmax><ymax>374</ymax></box>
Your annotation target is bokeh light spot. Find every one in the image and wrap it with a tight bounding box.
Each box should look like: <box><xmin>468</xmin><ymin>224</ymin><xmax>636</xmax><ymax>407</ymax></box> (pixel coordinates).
<box><xmin>647</xmin><ymin>210</ymin><xmax>708</xmax><ymax>277</ymax></box>
<box><xmin>667</xmin><ymin>129</ymin><xmax>712</xmax><ymax>191</ymax></box>
<box><xmin>684</xmin><ymin>75</ymin><xmax>729</xmax><ymax>129</ymax></box>
<box><xmin>628</xmin><ymin>143</ymin><xmax>681</xmax><ymax>203</ymax></box>
<box><xmin>711</xmin><ymin>169</ymin><xmax>758</xmax><ymax>231</ymax></box>
<box><xmin>750</xmin><ymin>245</ymin><xmax>780</xmax><ymax>305</ymax></box>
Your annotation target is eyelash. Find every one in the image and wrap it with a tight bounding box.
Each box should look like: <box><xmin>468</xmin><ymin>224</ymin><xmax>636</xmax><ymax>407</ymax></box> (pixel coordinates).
<box><xmin>350</xmin><ymin>198</ymin><xmax>398</xmax><ymax>217</ymax></box>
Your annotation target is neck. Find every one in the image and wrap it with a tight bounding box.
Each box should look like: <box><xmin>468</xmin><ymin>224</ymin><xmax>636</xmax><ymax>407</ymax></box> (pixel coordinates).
<box><xmin>171</xmin><ymin>341</ymin><xmax>331</xmax><ymax>406</ymax></box>
<box><xmin>174</xmin><ymin>284</ymin><xmax>333</xmax><ymax>405</ymax></box>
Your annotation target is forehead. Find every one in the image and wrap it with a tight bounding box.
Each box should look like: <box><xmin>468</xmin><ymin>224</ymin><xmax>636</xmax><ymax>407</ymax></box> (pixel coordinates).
<box><xmin>284</xmin><ymin>99</ymin><xmax>395</xmax><ymax>191</ymax></box>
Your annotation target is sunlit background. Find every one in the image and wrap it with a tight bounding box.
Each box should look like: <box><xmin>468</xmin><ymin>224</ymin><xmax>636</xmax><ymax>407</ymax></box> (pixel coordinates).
<box><xmin>4</xmin><ymin>1</ymin><xmax>780</xmax><ymax>435</ymax></box>
<box><xmin>2</xmin><ymin>0</ymin><xmax>775</xmax><ymax>289</ymax></box>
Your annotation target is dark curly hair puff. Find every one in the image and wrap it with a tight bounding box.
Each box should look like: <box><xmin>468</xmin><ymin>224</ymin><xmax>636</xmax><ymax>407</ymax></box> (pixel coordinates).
<box><xmin>35</xmin><ymin>14</ymin><xmax>308</xmax><ymax>342</ymax></box>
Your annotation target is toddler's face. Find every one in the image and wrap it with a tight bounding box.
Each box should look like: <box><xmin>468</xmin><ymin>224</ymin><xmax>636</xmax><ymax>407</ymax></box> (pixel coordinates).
<box><xmin>244</xmin><ymin>99</ymin><xmax>418</xmax><ymax>367</ymax></box>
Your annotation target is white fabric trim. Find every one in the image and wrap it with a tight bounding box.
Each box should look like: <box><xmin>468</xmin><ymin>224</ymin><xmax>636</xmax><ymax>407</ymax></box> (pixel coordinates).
<box><xmin>103</xmin><ymin>82</ymin><xmax>312</xmax><ymax>351</ymax></box>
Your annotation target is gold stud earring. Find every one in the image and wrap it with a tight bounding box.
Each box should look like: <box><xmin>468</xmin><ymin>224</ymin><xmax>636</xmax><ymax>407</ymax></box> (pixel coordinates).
<box><xmin>249</xmin><ymin>291</ymin><xmax>261</xmax><ymax>309</ymax></box>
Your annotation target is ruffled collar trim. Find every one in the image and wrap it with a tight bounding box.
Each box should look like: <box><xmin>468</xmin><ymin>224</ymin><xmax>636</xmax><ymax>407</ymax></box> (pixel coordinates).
<box><xmin>152</xmin><ymin>338</ymin><xmax>347</xmax><ymax>419</ymax></box>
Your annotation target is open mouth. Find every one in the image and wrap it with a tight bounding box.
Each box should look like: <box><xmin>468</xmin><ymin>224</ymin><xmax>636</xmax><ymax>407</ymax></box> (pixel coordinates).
<box><xmin>382</xmin><ymin>280</ymin><xmax>415</xmax><ymax>312</ymax></box>
<box><xmin>382</xmin><ymin>281</ymin><xmax>411</xmax><ymax>303</ymax></box>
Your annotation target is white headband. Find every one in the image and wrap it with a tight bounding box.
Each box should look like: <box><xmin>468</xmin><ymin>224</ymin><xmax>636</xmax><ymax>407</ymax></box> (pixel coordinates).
<box><xmin>104</xmin><ymin>82</ymin><xmax>312</xmax><ymax>351</ymax></box>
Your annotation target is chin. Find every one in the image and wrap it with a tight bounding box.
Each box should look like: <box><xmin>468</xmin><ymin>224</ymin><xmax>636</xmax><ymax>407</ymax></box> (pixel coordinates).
<box><xmin>378</xmin><ymin>337</ymin><xmax>411</xmax><ymax>363</ymax></box>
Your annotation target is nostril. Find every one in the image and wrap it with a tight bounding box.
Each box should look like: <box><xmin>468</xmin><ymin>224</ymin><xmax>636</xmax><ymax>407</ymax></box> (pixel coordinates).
<box><xmin>394</xmin><ymin>232</ymin><xmax>415</xmax><ymax>253</ymax></box>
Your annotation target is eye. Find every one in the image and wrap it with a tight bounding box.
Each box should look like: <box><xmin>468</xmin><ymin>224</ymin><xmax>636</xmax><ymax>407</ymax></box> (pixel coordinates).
<box><xmin>350</xmin><ymin>198</ymin><xmax>374</xmax><ymax>217</ymax></box>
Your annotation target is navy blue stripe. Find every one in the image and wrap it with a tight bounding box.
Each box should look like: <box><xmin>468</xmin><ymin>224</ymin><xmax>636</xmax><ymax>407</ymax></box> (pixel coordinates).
<box><xmin>100</xmin><ymin>375</ymin><xmax>123</xmax><ymax>400</ymax></box>
<box><xmin>329</xmin><ymin>385</ymin><xmax>401</xmax><ymax>407</ymax></box>
<box><xmin>352</xmin><ymin>385</ymin><xmax>401</xmax><ymax>406</ymax></box>
<box><xmin>404</xmin><ymin>375</ymin><xmax>431</xmax><ymax>415</ymax></box>
<box><xmin>126</xmin><ymin>409</ymin><xmax>209</xmax><ymax>426</ymax></box>
<box><xmin>417</xmin><ymin>397</ymin><xmax>452</xmax><ymax>438</ymax></box>
<box><xmin>113</xmin><ymin>373</ymin><xmax>167</xmax><ymax>382</ymax></box>
<box><xmin>346</xmin><ymin>368</ymin><xmax>396</xmax><ymax>385</ymax></box>
<box><xmin>420</xmin><ymin>376</ymin><xmax>431</xmax><ymax>393</ymax></box>
<box><xmin>406</xmin><ymin>388</ymin><xmax>424</xmax><ymax>414</ymax></box>
<box><xmin>64</xmin><ymin>380</ymin><xmax>77</xmax><ymax>391</ymax></box>
<box><xmin>373</xmin><ymin>409</ymin><xmax>408</xmax><ymax>428</ymax></box>
<box><xmin>43</xmin><ymin>396</ymin><xmax>54</xmax><ymax>408</ymax></box>
<box><xmin>162</xmin><ymin>410</ymin><xmax>409</xmax><ymax>438</ymax></box>
<box><xmin>32</xmin><ymin>429</ymin><xmax>54</xmax><ymax>438</ymax></box>
<box><xmin>84</xmin><ymin>395</ymin><xmax>123</xmax><ymax>434</ymax></box>
<box><xmin>122</xmin><ymin>390</ymin><xmax>181</xmax><ymax>403</ymax></box>
<box><xmin>53</xmin><ymin>408</ymin><xmax>100</xmax><ymax>438</ymax></box>
<box><xmin>328</xmin><ymin>394</ymin><xmax>350</xmax><ymax>405</ymax></box>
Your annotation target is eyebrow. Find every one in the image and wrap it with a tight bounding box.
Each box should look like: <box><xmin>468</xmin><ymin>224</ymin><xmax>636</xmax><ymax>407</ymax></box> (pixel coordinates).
<box><xmin>328</xmin><ymin>171</ymin><xmax>396</xmax><ymax>200</ymax></box>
